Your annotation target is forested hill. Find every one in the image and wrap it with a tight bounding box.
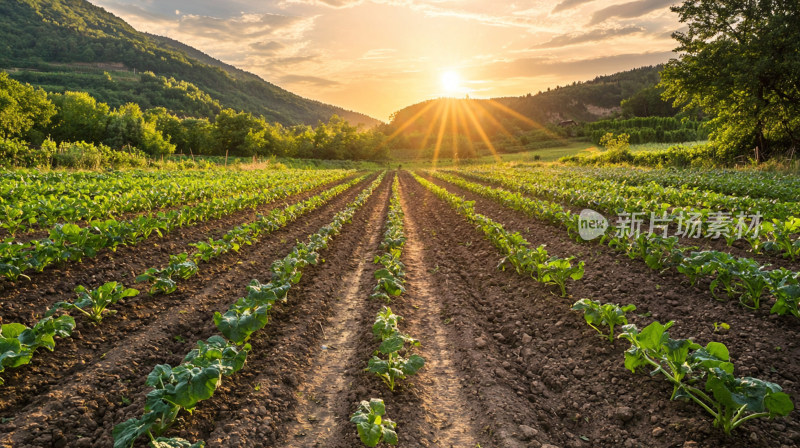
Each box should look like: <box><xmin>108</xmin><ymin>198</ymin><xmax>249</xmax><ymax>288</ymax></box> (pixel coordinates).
<box><xmin>388</xmin><ymin>65</ymin><xmax>669</xmax><ymax>135</ymax></box>
<box><xmin>0</xmin><ymin>0</ymin><xmax>380</xmax><ymax>127</ymax></box>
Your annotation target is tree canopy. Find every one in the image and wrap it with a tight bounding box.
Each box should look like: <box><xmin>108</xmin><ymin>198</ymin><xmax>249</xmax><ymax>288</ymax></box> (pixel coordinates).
<box><xmin>661</xmin><ymin>0</ymin><xmax>800</xmax><ymax>160</ymax></box>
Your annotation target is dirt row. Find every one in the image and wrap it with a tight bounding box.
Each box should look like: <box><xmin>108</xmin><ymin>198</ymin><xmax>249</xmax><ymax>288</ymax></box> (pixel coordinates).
<box><xmin>424</xmin><ymin>172</ymin><xmax>800</xmax><ymax>447</ymax></box>
<box><xmin>0</xmin><ymin>174</ymin><xmax>374</xmax><ymax>448</ymax></box>
<box><xmin>453</xmin><ymin>172</ymin><xmax>800</xmax><ymax>273</ymax></box>
<box><xmin>3</xmin><ymin>168</ymin><xmax>798</xmax><ymax>448</ymax></box>
<box><xmin>0</xmin><ymin>175</ymin><xmax>357</xmax><ymax>324</ymax></box>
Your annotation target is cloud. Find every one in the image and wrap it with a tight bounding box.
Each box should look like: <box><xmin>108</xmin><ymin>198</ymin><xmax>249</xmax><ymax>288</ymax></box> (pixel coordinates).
<box><xmin>282</xmin><ymin>0</ymin><xmax>365</xmax><ymax>7</ymax></box>
<box><xmin>249</xmin><ymin>41</ymin><xmax>287</xmax><ymax>53</ymax></box>
<box><xmin>361</xmin><ymin>48</ymin><xmax>397</xmax><ymax>60</ymax></box>
<box><xmin>474</xmin><ymin>51</ymin><xmax>673</xmax><ymax>81</ymax></box>
<box><xmin>551</xmin><ymin>0</ymin><xmax>596</xmax><ymax>13</ymax></box>
<box><xmin>280</xmin><ymin>74</ymin><xmax>341</xmax><ymax>87</ymax></box>
<box><xmin>273</xmin><ymin>55</ymin><xmax>319</xmax><ymax>66</ymax></box>
<box><xmin>534</xmin><ymin>26</ymin><xmax>644</xmax><ymax>48</ymax></box>
<box><xmin>589</xmin><ymin>0</ymin><xmax>675</xmax><ymax>25</ymax></box>
<box><xmin>177</xmin><ymin>13</ymin><xmax>308</xmax><ymax>40</ymax></box>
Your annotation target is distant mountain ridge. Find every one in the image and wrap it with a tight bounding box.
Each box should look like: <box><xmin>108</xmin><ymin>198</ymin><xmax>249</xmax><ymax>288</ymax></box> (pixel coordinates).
<box><xmin>387</xmin><ymin>65</ymin><xmax>665</xmax><ymax>134</ymax></box>
<box><xmin>0</xmin><ymin>0</ymin><xmax>380</xmax><ymax>127</ymax></box>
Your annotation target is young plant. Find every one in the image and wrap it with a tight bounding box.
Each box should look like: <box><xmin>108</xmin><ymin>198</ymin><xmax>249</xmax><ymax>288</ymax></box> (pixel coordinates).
<box><xmin>0</xmin><ymin>315</ymin><xmax>76</xmax><ymax>384</ymax></box>
<box><xmin>620</xmin><ymin>321</ymin><xmax>794</xmax><ymax>435</ymax></box>
<box><xmin>47</xmin><ymin>282</ymin><xmax>139</xmax><ymax>323</ymax></box>
<box><xmin>571</xmin><ymin>299</ymin><xmax>636</xmax><ymax>342</ymax></box>
<box><xmin>540</xmin><ymin>257</ymin><xmax>585</xmax><ymax>297</ymax></box>
<box><xmin>113</xmin><ymin>336</ymin><xmax>249</xmax><ymax>447</ymax></box>
<box><xmin>350</xmin><ymin>398</ymin><xmax>398</xmax><ymax>447</ymax></box>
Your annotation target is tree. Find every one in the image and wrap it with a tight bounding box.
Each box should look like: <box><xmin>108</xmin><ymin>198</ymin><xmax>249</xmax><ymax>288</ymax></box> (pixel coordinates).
<box><xmin>0</xmin><ymin>72</ymin><xmax>56</xmax><ymax>142</ymax></box>
<box><xmin>661</xmin><ymin>0</ymin><xmax>800</xmax><ymax>161</ymax></box>
<box><xmin>48</xmin><ymin>91</ymin><xmax>110</xmax><ymax>144</ymax></box>
<box><xmin>104</xmin><ymin>103</ymin><xmax>174</xmax><ymax>155</ymax></box>
<box><xmin>212</xmin><ymin>109</ymin><xmax>263</xmax><ymax>156</ymax></box>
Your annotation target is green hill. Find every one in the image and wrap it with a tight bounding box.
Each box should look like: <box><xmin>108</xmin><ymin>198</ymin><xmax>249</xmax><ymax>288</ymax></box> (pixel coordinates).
<box><xmin>0</xmin><ymin>0</ymin><xmax>380</xmax><ymax>127</ymax></box>
<box><xmin>387</xmin><ymin>65</ymin><xmax>667</xmax><ymax>137</ymax></box>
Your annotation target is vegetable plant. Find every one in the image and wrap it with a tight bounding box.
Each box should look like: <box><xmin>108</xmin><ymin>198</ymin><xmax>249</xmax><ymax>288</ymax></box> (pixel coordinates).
<box><xmin>350</xmin><ymin>398</ymin><xmax>398</xmax><ymax>447</ymax></box>
<box><xmin>0</xmin><ymin>315</ymin><xmax>76</xmax><ymax>385</ymax></box>
<box><xmin>540</xmin><ymin>258</ymin><xmax>585</xmax><ymax>297</ymax></box>
<box><xmin>572</xmin><ymin>299</ymin><xmax>636</xmax><ymax>342</ymax></box>
<box><xmin>47</xmin><ymin>282</ymin><xmax>139</xmax><ymax>323</ymax></box>
<box><xmin>620</xmin><ymin>321</ymin><xmax>794</xmax><ymax>435</ymax></box>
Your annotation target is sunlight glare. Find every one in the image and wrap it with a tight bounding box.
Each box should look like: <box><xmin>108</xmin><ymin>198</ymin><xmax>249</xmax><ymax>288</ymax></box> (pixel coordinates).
<box><xmin>441</xmin><ymin>70</ymin><xmax>461</xmax><ymax>94</ymax></box>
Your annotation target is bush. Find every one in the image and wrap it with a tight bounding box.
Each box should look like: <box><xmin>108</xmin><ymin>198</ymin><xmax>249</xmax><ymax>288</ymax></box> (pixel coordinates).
<box><xmin>52</xmin><ymin>141</ymin><xmax>147</xmax><ymax>169</ymax></box>
<box><xmin>0</xmin><ymin>137</ymin><xmax>55</xmax><ymax>168</ymax></box>
<box><xmin>561</xmin><ymin>143</ymin><xmax>726</xmax><ymax>168</ymax></box>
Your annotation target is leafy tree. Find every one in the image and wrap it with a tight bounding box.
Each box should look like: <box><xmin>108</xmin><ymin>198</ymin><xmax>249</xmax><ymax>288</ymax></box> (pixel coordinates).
<box><xmin>0</xmin><ymin>72</ymin><xmax>56</xmax><ymax>142</ymax></box>
<box><xmin>661</xmin><ymin>0</ymin><xmax>800</xmax><ymax>161</ymax></box>
<box><xmin>212</xmin><ymin>108</ymin><xmax>263</xmax><ymax>156</ymax></box>
<box><xmin>105</xmin><ymin>103</ymin><xmax>174</xmax><ymax>155</ymax></box>
<box><xmin>48</xmin><ymin>91</ymin><xmax>110</xmax><ymax>144</ymax></box>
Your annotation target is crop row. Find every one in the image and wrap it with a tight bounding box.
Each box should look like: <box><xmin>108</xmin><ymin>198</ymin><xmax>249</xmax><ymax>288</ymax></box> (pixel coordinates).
<box><xmin>0</xmin><ymin>170</ymin><xmax>350</xmax><ymax>281</ymax></box>
<box><xmin>557</xmin><ymin>165</ymin><xmax>800</xmax><ymax>202</ymax></box>
<box><xmin>113</xmin><ymin>173</ymin><xmax>386</xmax><ymax>448</ymax></box>
<box><xmin>413</xmin><ymin>173</ymin><xmax>584</xmax><ymax>297</ymax></box>
<box><xmin>137</xmin><ymin>175</ymin><xmax>368</xmax><ymax>295</ymax></box>
<box><xmin>475</xmin><ymin>165</ymin><xmax>800</xmax><ymax>221</ymax></box>
<box><xmin>1</xmin><ymin>169</ymin><xmax>341</xmax><ymax>235</ymax></box>
<box><xmin>355</xmin><ymin>176</ymin><xmax>418</xmax><ymax>446</ymax></box>
<box><xmin>572</xmin><ymin>300</ymin><xmax>794</xmax><ymax>435</ymax></box>
<box><xmin>1</xmin><ymin>176</ymin><xmax>368</xmax><ymax>387</ymax></box>
<box><xmin>456</xmin><ymin>167</ymin><xmax>800</xmax><ymax>260</ymax></box>
<box><xmin>432</xmin><ymin>171</ymin><xmax>800</xmax><ymax>319</ymax></box>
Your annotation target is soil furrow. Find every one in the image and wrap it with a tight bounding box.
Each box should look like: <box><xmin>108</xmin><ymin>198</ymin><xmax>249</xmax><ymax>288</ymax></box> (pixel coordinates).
<box><xmin>158</xmin><ymin>173</ymin><xmax>393</xmax><ymax>447</ymax></box>
<box><xmin>0</xmin><ymin>175</ymin><xmax>373</xmax><ymax>448</ymax></box>
<box><xmin>0</xmin><ymin>175</ymin><xmax>356</xmax><ymax>324</ymax></box>
<box><xmin>424</xmin><ymin>172</ymin><xmax>800</xmax><ymax>447</ymax></box>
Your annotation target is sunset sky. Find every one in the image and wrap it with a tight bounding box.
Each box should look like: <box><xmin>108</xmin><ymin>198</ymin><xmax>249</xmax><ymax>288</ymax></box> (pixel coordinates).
<box><xmin>87</xmin><ymin>0</ymin><xmax>681</xmax><ymax>121</ymax></box>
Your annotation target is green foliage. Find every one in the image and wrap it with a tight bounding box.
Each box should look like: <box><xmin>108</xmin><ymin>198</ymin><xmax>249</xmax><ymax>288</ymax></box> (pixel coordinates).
<box><xmin>47</xmin><ymin>281</ymin><xmax>139</xmax><ymax>323</ymax></box>
<box><xmin>572</xmin><ymin>299</ymin><xmax>636</xmax><ymax>342</ymax></box>
<box><xmin>582</xmin><ymin>117</ymin><xmax>707</xmax><ymax>145</ymax></box>
<box><xmin>0</xmin><ymin>0</ymin><xmax>377</xmax><ymax>127</ymax></box>
<box><xmin>621</xmin><ymin>321</ymin><xmax>794</xmax><ymax>435</ymax></box>
<box><xmin>0</xmin><ymin>315</ymin><xmax>75</xmax><ymax>385</ymax></box>
<box><xmin>661</xmin><ymin>0</ymin><xmax>800</xmax><ymax>160</ymax></box>
<box><xmin>350</xmin><ymin>399</ymin><xmax>398</xmax><ymax>447</ymax></box>
<box><xmin>113</xmin><ymin>336</ymin><xmax>249</xmax><ymax>448</ymax></box>
<box><xmin>0</xmin><ymin>72</ymin><xmax>56</xmax><ymax>141</ymax></box>
<box><xmin>367</xmin><ymin>306</ymin><xmax>424</xmax><ymax>391</ymax></box>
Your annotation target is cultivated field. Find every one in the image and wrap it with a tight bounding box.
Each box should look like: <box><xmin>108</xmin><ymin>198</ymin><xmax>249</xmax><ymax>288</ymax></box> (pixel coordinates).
<box><xmin>1</xmin><ymin>166</ymin><xmax>798</xmax><ymax>448</ymax></box>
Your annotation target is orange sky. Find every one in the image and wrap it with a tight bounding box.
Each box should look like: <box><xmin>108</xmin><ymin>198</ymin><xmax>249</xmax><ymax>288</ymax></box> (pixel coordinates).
<box><xmin>89</xmin><ymin>0</ymin><xmax>681</xmax><ymax>121</ymax></box>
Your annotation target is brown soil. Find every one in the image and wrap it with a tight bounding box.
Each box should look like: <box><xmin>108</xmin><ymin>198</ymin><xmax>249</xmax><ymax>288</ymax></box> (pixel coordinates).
<box><xmin>0</xmin><ymin>174</ymin><xmax>372</xmax><ymax>448</ymax></box>
<box><xmin>0</xmin><ymin>175</ymin><xmax>356</xmax><ymax>324</ymax></box>
<box><xmin>455</xmin><ymin>172</ymin><xmax>800</xmax><ymax>273</ymax></box>
<box><xmin>2</xmin><ymin>169</ymin><xmax>798</xmax><ymax>448</ymax></box>
<box><xmin>425</xmin><ymin>172</ymin><xmax>800</xmax><ymax>448</ymax></box>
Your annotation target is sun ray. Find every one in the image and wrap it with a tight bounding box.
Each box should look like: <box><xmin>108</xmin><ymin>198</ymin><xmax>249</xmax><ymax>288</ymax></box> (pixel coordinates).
<box><xmin>432</xmin><ymin>100</ymin><xmax>451</xmax><ymax>170</ymax></box>
<box><xmin>418</xmin><ymin>100</ymin><xmax>445</xmax><ymax>153</ymax></box>
<box><xmin>453</xmin><ymin>101</ymin><xmax>476</xmax><ymax>162</ymax></box>
<box><xmin>461</xmin><ymin>99</ymin><xmax>501</xmax><ymax>163</ymax></box>
<box><xmin>381</xmin><ymin>100</ymin><xmax>439</xmax><ymax>146</ymax></box>
<box><xmin>484</xmin><ymin>99</ymin><xmax>565</xmax><ymax>141</ymax></box>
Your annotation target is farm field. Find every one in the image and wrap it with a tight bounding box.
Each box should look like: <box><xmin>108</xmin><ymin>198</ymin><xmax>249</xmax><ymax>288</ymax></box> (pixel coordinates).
<box><xmin>1</xmin><ymin>165</ymin><xmax>799</xmax><ymax>448</ymax></box>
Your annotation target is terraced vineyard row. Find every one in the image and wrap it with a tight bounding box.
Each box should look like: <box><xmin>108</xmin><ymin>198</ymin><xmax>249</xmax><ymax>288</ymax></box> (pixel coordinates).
<box><xmin>1</xmin><ymin>166</ymin><xmax>797</xmax><ymax>448</ymax></box>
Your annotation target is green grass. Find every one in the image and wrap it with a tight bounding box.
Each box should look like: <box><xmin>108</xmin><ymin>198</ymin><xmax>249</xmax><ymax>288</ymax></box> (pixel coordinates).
<box><xmin>395</xmin><ymin>141</ymin><xmax>597</xmax><ymax>168</ymax></box>
<box><xmin>628</xmin><ymin>140</ymin><xmax>709</xmax><ymax>153</ymax></box>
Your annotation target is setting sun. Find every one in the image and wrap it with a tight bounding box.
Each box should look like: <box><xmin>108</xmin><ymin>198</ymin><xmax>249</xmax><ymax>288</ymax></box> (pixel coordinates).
<box><xmin>441</xmin><ymin>70</ymin><xmax>461</xmax><ymax>94</ymax></box>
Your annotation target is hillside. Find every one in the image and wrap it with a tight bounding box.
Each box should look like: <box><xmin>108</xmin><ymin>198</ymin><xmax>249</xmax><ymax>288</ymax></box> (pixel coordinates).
<box><xmin>387</xmin><ymin>65</ymin><xmax>665</xmax><ymax>137</ymax></box>
<box><xmin>0</xmin><ymin>0</ymin><xmax>380</xmax><ymax>127</ymax></box>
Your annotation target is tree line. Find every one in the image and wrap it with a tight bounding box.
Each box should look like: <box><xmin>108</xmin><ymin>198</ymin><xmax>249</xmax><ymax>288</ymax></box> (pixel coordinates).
<box><xmin>0</xmin><ymin>72</ymin><xmax>390</xmax><ymax>167</ymax></box>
